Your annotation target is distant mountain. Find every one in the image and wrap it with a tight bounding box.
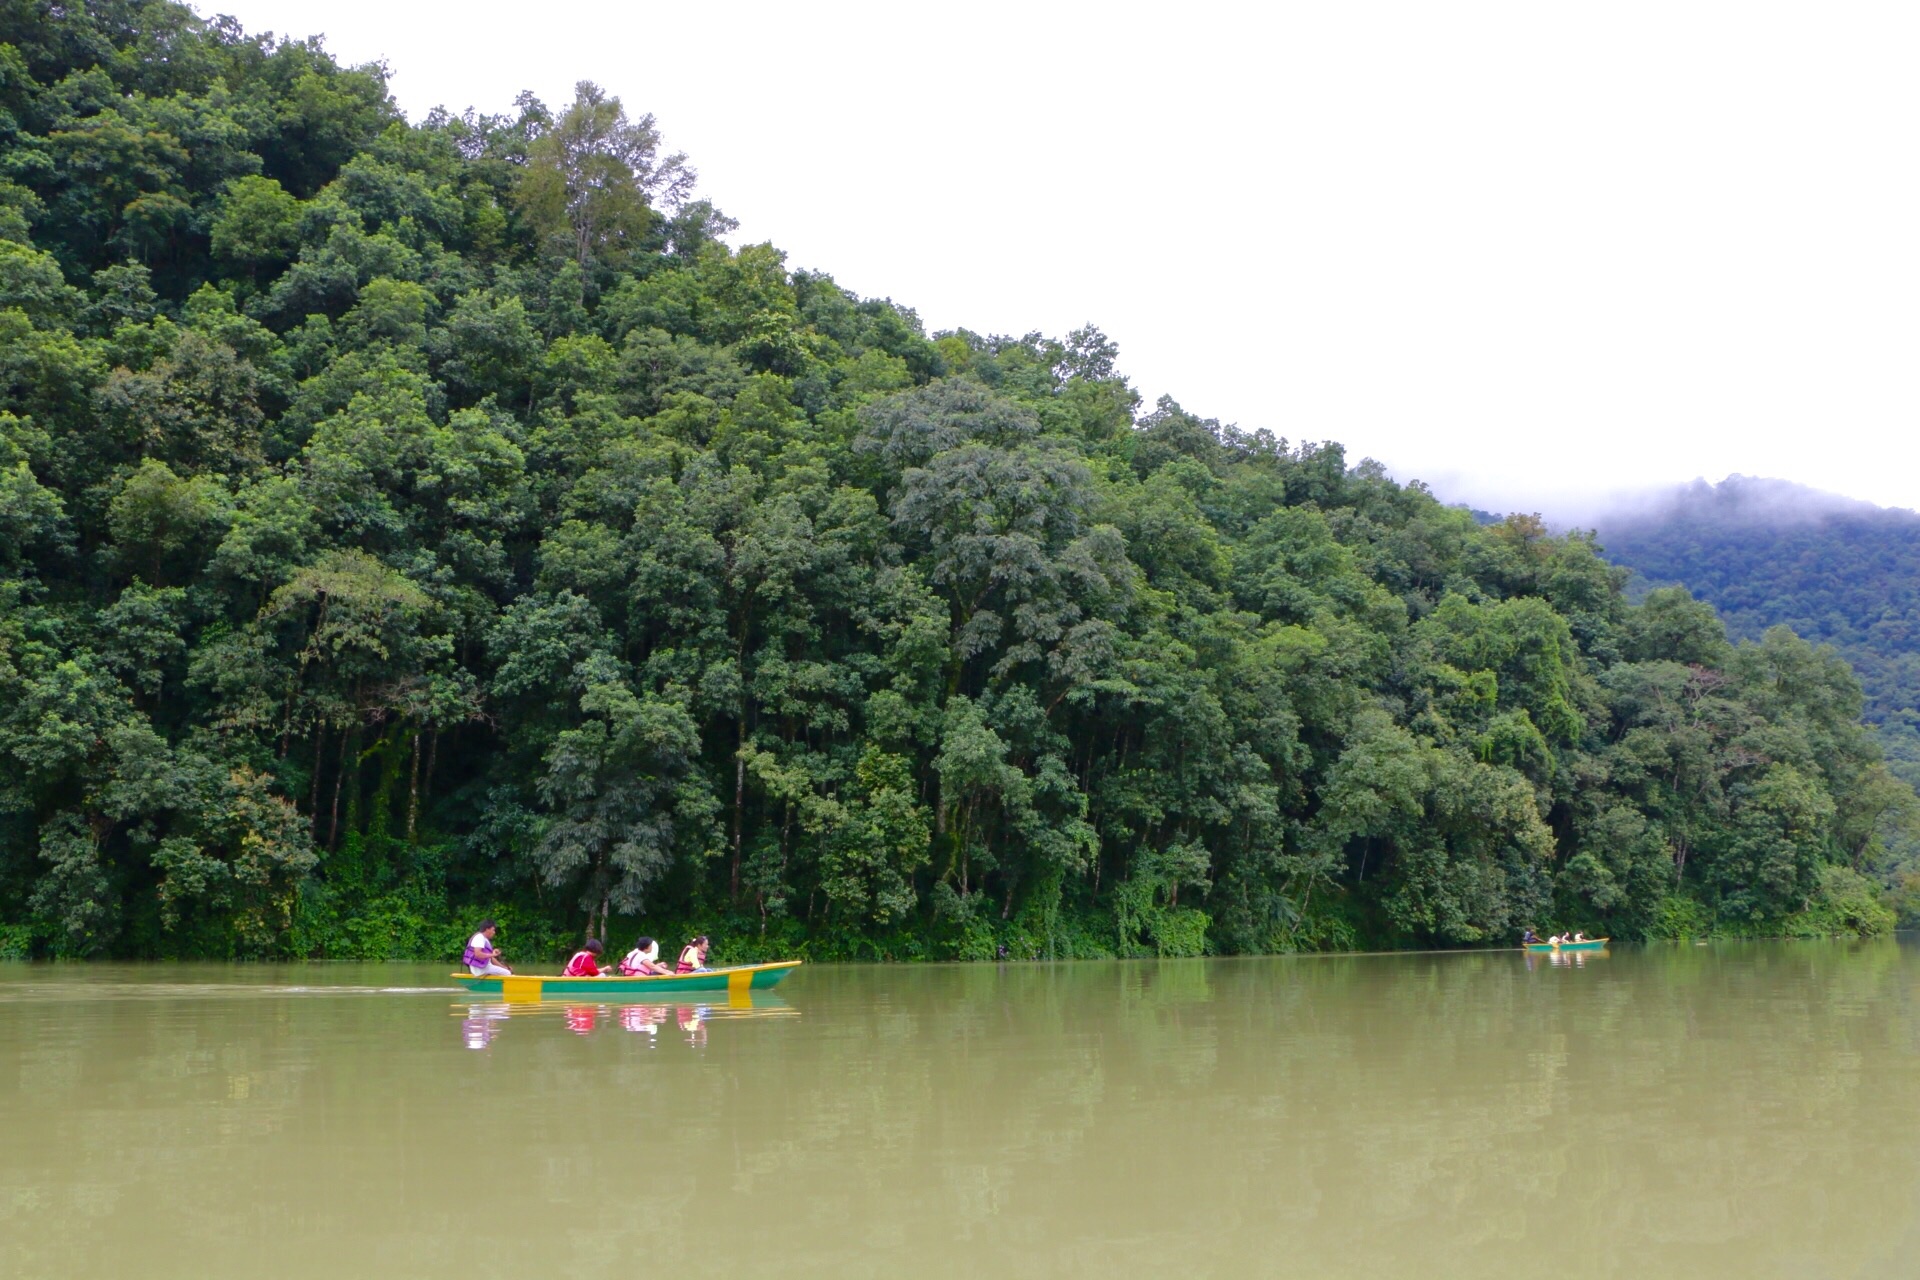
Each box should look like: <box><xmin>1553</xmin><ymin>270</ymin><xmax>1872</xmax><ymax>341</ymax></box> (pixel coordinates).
<box><xmin>1592</xmin><ymin>476</ymin><xmax>1920</xmax><ymax>783</ymax></box>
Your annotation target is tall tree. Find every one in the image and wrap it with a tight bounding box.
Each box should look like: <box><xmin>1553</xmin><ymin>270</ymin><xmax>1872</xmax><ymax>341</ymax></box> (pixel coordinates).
<box><xmin>515</xmin><ymin>81</ymin><xmax>694</xmax><ymax>269</ymax></box>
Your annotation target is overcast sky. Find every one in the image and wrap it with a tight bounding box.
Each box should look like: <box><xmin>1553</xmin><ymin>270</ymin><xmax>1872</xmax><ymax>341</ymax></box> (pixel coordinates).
<box><xmin>211</xmin><ymin>0</ymin><xmax>1920</xmax><ymax>518</ymax></box>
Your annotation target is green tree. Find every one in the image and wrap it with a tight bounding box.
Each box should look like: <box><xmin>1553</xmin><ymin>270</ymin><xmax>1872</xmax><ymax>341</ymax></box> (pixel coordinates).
<box><xmin>515</xmin><ymin>81</ymin><xmax>694</xmax><ymax>269</ymax></box>
<box><xmin>209</xmin><ymin>175</ymin><xmax>301</xmax><ymax>279</ymax></box>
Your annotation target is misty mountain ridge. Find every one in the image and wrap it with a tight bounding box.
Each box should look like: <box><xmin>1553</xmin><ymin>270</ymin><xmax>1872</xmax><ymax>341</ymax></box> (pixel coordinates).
<box><xmin>1574</xmin><ymin>476</ymin><xmax>1920</xmax><ymax>784</ymax></box>
<box><xmin>1597</xmin><ymin>474</ymin><xmax>1908</xmax><ymax>530</ymax></box>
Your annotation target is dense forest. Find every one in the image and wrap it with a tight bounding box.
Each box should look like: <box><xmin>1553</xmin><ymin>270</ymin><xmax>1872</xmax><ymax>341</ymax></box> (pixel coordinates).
<box><xmin>1598</xmin><ymin>477</ymin><xmax>1920</xmax><ymax>791</ymax></box>
<box><xmin>1</xmin><ymin>1</ymin><xmax>1912</xmax><ymax>961</ymax></box>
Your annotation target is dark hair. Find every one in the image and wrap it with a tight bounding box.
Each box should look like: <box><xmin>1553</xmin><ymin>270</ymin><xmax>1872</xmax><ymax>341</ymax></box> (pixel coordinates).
<box><xmin>635</xmin><ymin>936</ymin><xmax>656</xmax><ymax>949</ymax></box>
<box><xmin>693</xmin><ymin>935</ymin><xmax>709</xmax><ymax>946</ymax></box>
<box><xmin>584</xmin><ymin>938</ymin><xmax>602</xmax><ymax>954</ymax></box>
<box><xmin>478</xmin><ymin>919</ymin><xmax>496</xmax><ymax>931</ymax></box>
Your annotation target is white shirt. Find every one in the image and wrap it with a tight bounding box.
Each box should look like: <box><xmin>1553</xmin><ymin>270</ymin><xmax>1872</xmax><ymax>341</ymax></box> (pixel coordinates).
<box><xmin>468</xmin><ymin>932</ymin><xmax>493</xmax><ymax>955</ymax></box>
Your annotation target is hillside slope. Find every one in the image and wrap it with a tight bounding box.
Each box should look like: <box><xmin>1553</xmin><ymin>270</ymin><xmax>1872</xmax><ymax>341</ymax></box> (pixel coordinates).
<box><xmin>1597</xmin><ymin>477</ymin><xmax>1920</xmax><ymax>785</ymax></box>
<box><xmin>0</xmin><ymin>2</ymin><xmax>1909</xmax><ymax>959</ymax></box>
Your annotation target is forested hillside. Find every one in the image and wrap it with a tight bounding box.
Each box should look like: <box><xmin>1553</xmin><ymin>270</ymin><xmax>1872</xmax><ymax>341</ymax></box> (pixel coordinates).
<box><xmin>1599</xmin><ymin>478</ymin><xmax>1920</xmax><ymax>789</ymax></box>
<box><xmin>1</xmin><ymin>2</ymin><xmax>1910</xmax><ymax>960</ymax></box>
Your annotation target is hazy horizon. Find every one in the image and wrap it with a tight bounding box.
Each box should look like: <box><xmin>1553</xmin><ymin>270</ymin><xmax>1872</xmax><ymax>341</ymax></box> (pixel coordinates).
<box><xmin>210</xmin><ymin>0</ymin><xmax>1920</xmax><ymax>514</ymax></box>
<box><xmin>1406</xmin><ymin>468</ymin><xmax>1919</xmax><ymax>529</ymax></box>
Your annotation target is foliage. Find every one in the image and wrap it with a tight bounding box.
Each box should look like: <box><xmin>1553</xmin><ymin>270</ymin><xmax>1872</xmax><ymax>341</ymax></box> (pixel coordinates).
<box><xmin>1600</xmin><ymin>476</ymin><xmax>1920</xmax><ymax>916</ymax></box>
<box><xmin>1646</xmin><ymin>893</ymin><xmax>1714</xmax><ymax>941</ymax></box>
<box><xmin>1784</xmin><ymin>865</ymin><xmax>1897</xmax><ymax>938</ymax></box>
<box><xmin>0</xmin><ymin>4</ymin><xmax>1906</xmax><ymax>958</ymax></box>
<box><xmin>1601</xmin><ymin>477</ymin><xmax>1920</xmax><ymax>785</ymax></box>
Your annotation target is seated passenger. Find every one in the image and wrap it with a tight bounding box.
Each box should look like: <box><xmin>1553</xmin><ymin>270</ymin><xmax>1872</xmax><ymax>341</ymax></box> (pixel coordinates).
<box><xmin>676</xmin><ymin>935</ymin><xmax>711</xmax><ymax>974</ymax></box>
<box><xmin>1521</xmin><ymin>929</ymin><xmax>1541</xmax><ymax>945</ymax></box>
<box><xmin>1573</xmin><ymin>931</ymin><xmax>1586</xmax><ymax>943</ymax></box>
<box><xmin>621</xmin><ymin>937</ymin><xmax>670</xmax><ymax>976</ymax></box>
<box><xmin>562</xmin><ymin>939</ymin><xmax>606</xmax><ymax>977</ymax></box>
<box><xmin>464</xmin><ymin>920</ymin><xmax>511</xmax><ymax>976</ymax></box>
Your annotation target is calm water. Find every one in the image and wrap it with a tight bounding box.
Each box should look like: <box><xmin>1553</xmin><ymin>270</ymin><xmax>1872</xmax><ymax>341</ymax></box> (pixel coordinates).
<box><xmin>3</xmin><ymin>943</ymin><xmax>1918</xmax><ymax>1278</ymax></box>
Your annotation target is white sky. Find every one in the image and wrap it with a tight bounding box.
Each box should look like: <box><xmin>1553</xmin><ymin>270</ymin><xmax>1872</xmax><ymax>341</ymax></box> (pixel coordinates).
<box><xmin>210</xmin><ymin>0</ymin><xmax>1920</xmax><ymax>517</ymax></box>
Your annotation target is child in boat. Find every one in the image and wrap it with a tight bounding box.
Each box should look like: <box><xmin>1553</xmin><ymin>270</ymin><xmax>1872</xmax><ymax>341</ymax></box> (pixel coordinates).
<box><xmin>563</xmin><ymin>939</ymin><xmax>606</xmax><ymax>977</ymax></box>
<box><xmin>676</xmin><ymin>936</ymin><xmax>711</xmax><ymax>974</ymax></box>
<box><xmin>463</xmin><ymin>920</ymin><xmax>511</xmax><ymax>975</ymax></box>
<box><xmin>620</xmin><ymin>937</ymin><xmax>670</xmax><ymax>976</ymax></box>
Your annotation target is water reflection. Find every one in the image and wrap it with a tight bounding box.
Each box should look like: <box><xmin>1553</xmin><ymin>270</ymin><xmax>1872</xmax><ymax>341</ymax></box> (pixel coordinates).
<box><xmin>460</xmin><ymin>1002</ymin><xmax>508</xmax><ymax>1049</ymax></box>
<box><xmin>5</xmin><ymin>945</ymin><xmax>1920</xmax><ymax>1279</ymax></box>
<box><xmin>1522</xmin><ymin>947</ymin><xmax>1610</xmax><ymax>970</ymax></box>
<box><xmin>458</xmin><ymin>995</ymin><xmax>795</xmax><ymax>1049</ymax></box>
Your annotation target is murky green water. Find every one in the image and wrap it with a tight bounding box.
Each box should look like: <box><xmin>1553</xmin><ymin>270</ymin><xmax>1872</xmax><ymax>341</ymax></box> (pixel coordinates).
<box><xmin>3</xmin><ymin>942</ymin><xmax>1917</xmax><ymax>1278</ymax></box>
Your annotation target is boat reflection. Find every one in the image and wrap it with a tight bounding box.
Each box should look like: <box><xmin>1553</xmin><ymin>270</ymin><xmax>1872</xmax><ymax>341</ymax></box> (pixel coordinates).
<box><xmin>1522</xmin><ymin>948</ymin><xmax>1610</xmax><ymax>971</ymax></box>
<box><xmin>458</xmin><ymin>993</ymin><xmax>796</xmax><ymax>1049</ymax></box>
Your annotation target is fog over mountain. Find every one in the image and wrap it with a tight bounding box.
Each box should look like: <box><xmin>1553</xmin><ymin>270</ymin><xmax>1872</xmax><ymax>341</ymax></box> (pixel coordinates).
<box><xmin>1569</xmin><ymin>476</ymin><xmax>1920</xmax><ymax>785</ymax></box>
<box><xmin>1416</xmin><ymin>470</ymin><xmax>1908</xmax><ymax>534</ymax></box>
<box><xmin>1594</xmin><ymin>475</ymin><xmax>1897</xmax><ymax>528</ymax></box>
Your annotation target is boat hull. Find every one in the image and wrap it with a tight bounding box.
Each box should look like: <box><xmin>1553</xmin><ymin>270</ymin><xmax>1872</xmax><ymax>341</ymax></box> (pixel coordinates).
<box><xmin>452</xmin><ymin>960</ymin><xmax>801</xmax><ymax>1000</ymax></box>
<box><xmin>1524</xmin><ymin>939</ymin><xmax>1609</xmax><ymax>952</ymax></box>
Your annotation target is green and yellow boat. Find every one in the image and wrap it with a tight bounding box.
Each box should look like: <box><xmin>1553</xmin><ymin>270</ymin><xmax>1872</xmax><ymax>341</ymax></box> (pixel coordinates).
<box><xmin>452</xmin><ymin>960</ymin><xmax>802</xmax><ymax>1001</ymax></box>
<box><xmin>1524</xmin><ymin>937</ymin><xmax>1609</xmax><ymax>953</ymax></box>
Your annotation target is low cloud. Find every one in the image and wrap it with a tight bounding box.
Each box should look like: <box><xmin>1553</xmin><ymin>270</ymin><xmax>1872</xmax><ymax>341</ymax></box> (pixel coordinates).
<box><xmin>1404</xmin><ymin>466</ymin><xmax>1908</xmax><ymax>534</ymax></box>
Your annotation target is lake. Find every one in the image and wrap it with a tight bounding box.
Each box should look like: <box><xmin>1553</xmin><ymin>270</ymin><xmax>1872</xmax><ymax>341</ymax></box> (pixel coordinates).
<box><xmin>2</xmin><ymin>942</ymin><xmax>1916</xmax><ymax>1278</ymax></box>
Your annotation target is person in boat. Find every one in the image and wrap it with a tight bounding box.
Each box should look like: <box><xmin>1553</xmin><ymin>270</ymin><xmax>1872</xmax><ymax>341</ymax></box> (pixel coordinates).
<box><xmin>1573</xmin><ymin>931</ymin><xmax>1586</xmax><ymax>943</ymax></box>
<box><xmin>676</xmin><ymin>936</ymin><xmax>711</xmax><ymax>974</ymax></box>
<box><xmin>562</xmin><ymin>939</ymin><xmax>607</xmax><ymax>977</ymax></box>
<box><xmin>1521</xmin><ymin>928</ymin><xmax>1541</xmax><ymax>946</ymax></box>
<box><xmin>464</xmin><ymin>920</ymin><xmax>511</xmax><ymax>976</ymax></box>
<box><xmin>620</xmin><ymin>937</ymin><xmax>670</xmax><ymax>976</ymax></box>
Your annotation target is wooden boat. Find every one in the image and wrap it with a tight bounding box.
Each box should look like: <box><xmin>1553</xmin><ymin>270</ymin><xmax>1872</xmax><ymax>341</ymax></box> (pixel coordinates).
<box><xmin>452</xmin><ymin>960</ymin><xmax>802</xmax><ymax>1001</ymax></box>
<box><xmin>1523</xmin><ymin>938</ymin><xmax>1609</xmax><ymax>953</ymax></box>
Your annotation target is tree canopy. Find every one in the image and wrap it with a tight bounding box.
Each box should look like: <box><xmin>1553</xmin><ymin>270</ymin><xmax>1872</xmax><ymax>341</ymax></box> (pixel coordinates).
<box><xmin>0</xmin><ymin>2</ymin><xmax>1908</xmax><ymax>960</ymax></box>
<box><xmin>1598</xmin><ymin>478</ymin><xmax>1920</xmax><ymax>787</ymax></box>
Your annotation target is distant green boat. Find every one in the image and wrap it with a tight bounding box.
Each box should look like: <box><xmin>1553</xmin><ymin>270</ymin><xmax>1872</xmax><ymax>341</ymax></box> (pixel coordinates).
<box><xmin>452</xmin><ymin>960</ymin><xmax>802</xmax><ymax>1001</ymax></box>
<box><xmin>1524</xmin><ymin>938</ymin><xmax>1609</xmax><ymax>953</ymax></box>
